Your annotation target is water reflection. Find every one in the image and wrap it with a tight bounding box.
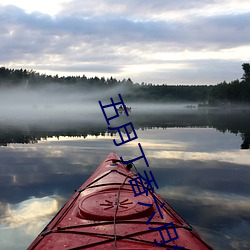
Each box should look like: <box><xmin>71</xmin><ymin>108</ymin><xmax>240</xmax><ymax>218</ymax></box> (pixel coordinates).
<box><xmin>0</xmin><ymin>196</ymin><xmax>59</xmax><ymax>228</ymax></box>
<box><xmin>0</xmin><ymin>109</ymin><xmax>250</xmax><ymax>249</ymax></box>
<box><xmin>0</xmin><ymin>108</ymin><xmax>250</xmax><ymax>149</ymax></box>
<box><xmin>0</xmin><ymin>196</ymin><xmax>62</xmax><ymax>250</ymax></box>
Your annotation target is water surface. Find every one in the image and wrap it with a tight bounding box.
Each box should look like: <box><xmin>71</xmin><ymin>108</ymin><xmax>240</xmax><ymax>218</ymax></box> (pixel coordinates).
<box><xmin>0</xmin><ymin>106</ymin><xmax>250</xmax><ymax>249</ymax></box>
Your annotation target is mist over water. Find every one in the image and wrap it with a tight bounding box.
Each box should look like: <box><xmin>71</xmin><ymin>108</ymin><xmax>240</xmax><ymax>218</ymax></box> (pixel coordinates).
<box><xmin>0</xmin><ymin>84</ymin><xmax>197</xmax><ymax>125</ymax></box>
<box><xmin>1</xmin><ymin>84</ymin><xmax>250</xmax><ymax>149</ymax></box>
<box><xmin>0</xmin><ymin>85</ymin><xmax>99</xmax><ymax>122</ymax></box>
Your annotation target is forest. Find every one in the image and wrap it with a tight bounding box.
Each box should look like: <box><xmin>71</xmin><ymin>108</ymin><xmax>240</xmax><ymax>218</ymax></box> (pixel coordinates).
<box><xmin>0</xmin><ymin>63</ymin><xmax>249</xmax><ymax>104</ymax></box>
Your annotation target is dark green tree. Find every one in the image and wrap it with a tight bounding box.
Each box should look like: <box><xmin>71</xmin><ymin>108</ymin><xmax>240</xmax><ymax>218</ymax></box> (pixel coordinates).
<box><xmin>242</xmin><ymin>63</ymin><xmax>250</xmax><ymax>82</ymax></box>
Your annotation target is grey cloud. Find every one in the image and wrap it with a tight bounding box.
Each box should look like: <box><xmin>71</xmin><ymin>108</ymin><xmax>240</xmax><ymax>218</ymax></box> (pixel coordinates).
<box><xmin>59</xmin><ymin>0</ymin><xmax>216</xmax><ymax>18</ymax></box>
<box><xmin>185</xmin><ymin>13</ymin><xmax>250</xmax><ymax>49</ymax></box>
<box><xmin>1</xmin><ymin>4</ymin><xmax>249</xmax><ymax>50</ymax></box>
<box><xmin>133</xmin><ymin>59</ymin><xmax>244</xmax><ymax>84</ymax></box>
<box><xmin>38</xmin><ymin>64</ymin><xmax>121</xmax><ymax>73</ymax></box>
<box><xmin>0</xmin><ymin>3</ymin><xmax>249</xmax><ymax>84</ymax></box>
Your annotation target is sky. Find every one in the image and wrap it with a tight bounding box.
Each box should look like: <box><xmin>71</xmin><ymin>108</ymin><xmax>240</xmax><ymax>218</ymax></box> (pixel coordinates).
<box><xmin>0</xmin><ymin>0</ymin><xmax>250</xmax><ymax>85</ymax></box>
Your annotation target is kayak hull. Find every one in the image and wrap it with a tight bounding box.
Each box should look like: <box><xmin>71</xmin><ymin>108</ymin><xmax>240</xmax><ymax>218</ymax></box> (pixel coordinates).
<box><xmin>28</xmin><ymin>152</ymin><xmax>213</xmax><ymax>249</ymax></box>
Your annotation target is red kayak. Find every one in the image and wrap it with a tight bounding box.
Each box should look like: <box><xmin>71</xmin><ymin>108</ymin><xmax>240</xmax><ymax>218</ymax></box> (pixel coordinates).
<box><xmin>28</xmin><ymin>152</ymin><xmax>213</xmax><ymax>249</ymax></box>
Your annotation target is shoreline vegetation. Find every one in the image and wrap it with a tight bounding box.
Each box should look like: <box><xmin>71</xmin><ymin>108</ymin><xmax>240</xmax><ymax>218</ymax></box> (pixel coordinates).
<box><xmin>0</xmin><ymin>63</ymin><xmax>250</xmax><ymax>106</ymax></box>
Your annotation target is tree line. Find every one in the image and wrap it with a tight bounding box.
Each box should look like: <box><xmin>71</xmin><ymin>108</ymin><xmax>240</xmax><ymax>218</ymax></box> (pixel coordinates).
<box><xmin>208</xmin><ymin>63</ymin><xmax>250</xmax><ymax>105</ymax></box>
<box><xmin>0</xmin><ymin>63</ymin><xmax>249</xmax><ymax>104</ymax></box>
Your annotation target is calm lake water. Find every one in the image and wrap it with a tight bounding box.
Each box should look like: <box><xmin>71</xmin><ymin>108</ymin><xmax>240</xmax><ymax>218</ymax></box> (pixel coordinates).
<box><xmin>0</xmin><ymin>104</ymin><xmax>250</xmax><ymax>249</ymax></box>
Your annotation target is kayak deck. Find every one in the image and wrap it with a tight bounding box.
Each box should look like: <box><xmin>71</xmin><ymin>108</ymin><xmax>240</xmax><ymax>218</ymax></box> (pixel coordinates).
<box><xmin>28</xmin><ymin>152</ymin><xmax>213</xmax><ymax>249</ymax></box>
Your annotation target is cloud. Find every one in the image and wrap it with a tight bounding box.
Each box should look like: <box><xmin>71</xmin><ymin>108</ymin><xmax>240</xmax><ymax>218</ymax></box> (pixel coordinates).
<box><xmin>0</xmin><ymin>196</ymin><xmax>62</xmax><ymax>249</ymax></box>
<box><xmin>3</xmin><ymin>4</ymin><xmax>249</xmax><ymax>48</ymax></box>
<box><xmin>58</xmin><ymin>0</ymin><xmax>245</xmax><ymax>19</ymax></box>
<box><xmin>0</xmin><ymin>196</ymin><xmax>59</xmax><ymax>228</ymax></box>
<box><xmin>0</xmin><ymin>1</ymin><xmax>250</xmax><ymax>84</ymax></box>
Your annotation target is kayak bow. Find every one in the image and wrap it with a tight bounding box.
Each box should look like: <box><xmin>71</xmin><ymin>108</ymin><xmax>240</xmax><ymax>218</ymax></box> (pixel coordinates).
<box><xmin>28</xmin><ymin>152</ymin><xmax>213</xmax><ymax>250</ymax></box>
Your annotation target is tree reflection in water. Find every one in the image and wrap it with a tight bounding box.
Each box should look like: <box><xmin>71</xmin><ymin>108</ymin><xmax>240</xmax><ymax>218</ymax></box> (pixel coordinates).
<box><xmin>0</xmin><ymin>109</ymin><xmax>250</xmax><ymax>149</ymax></box>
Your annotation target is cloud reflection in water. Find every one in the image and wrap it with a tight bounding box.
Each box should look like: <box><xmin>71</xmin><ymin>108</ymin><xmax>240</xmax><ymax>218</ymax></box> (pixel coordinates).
<box><xmin>0</xmin><ymin>196</ymin><xmax>61</xmax><ymax>250</ymax></box>
<box><xmin>0</xmin><ymin>127</ymin><xmax>249</xmax><ymax>249</ymax></box>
